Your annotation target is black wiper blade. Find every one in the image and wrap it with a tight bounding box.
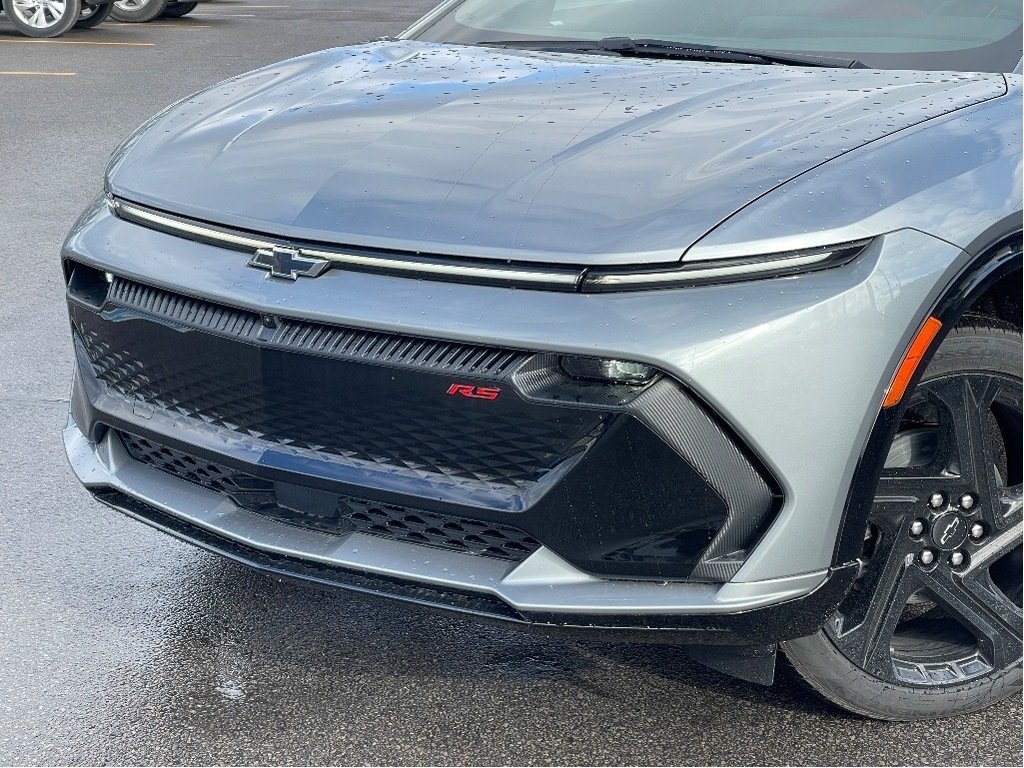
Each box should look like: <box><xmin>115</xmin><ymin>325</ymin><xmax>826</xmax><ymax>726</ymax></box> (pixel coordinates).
<box><xmin>479</xmin><ymin>38</ymin><xmax>865</xmax><ymax>69</ymax></box>
<box><xmin>604</xmin><ymin>38</ymin><xmax>866</xmax><ymax>68</ymax></box>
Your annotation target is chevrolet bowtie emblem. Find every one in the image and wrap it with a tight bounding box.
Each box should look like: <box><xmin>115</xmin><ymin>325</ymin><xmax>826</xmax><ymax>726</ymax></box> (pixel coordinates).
<box><xmin>249</xmin><ymin>246</ymin><xmax>331</xmax><ymax>281</ymax></box>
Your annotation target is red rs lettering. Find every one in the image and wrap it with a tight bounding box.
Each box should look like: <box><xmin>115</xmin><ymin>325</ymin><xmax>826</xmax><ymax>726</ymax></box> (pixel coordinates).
<box><xmin>447</xmin><ymin>383</ymin><xmax>501</xmax><ymax>401</ymax></box>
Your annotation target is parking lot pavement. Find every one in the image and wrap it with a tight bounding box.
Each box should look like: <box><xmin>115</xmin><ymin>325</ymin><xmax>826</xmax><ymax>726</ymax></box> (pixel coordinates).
<box><xmin>1</xmin><ymin>2</ymin><xmax>1021</xmax><ymax>765</ymax></box>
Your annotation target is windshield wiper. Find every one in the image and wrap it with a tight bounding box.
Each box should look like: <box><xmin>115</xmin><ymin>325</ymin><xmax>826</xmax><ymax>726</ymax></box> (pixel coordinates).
<box><xmin>480</xmin><ymin>37</ymin><xmax>865</xmax><ymax>69</ymax></box>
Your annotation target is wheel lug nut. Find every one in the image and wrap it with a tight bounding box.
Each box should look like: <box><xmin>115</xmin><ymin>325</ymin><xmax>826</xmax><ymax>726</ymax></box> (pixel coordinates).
<box><xmin>910</xmin><ymin>519</ymin><xmax>926</xmax><ymax>536</ymax></box>
<box><xmin>928</xmin><ymin>492</ymin><xmax>945</xmax><ymax>509</ymax></box>
<box><xmin>949</xmin><ymin>551</ymin><xmax>966</xmax><ymax>567</ymax></box>
<box><xmin>919</xmin><ymin>550</ymin><xmax>935</xmax><ymax>566</ymax></box>
<box><xmin>959</xmin><ymin>493</ymin><xmax>975</xmax><ymax>510</ymax></box>
<box><xmin>969</xmin><ymin>522</ymin><xmax>985</xmax><ymax>540</ymax></box>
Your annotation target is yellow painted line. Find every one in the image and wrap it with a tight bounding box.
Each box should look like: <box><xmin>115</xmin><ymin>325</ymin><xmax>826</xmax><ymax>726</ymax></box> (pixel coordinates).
<box><xmin>0</xmin><ymin>38</ymin><xmax>154</xmax><ymax>46</ymax></box>
<box><xmin>0</xmin><ymin>70</ymin><xmax>77</xmax><ymax>76</ymax></box>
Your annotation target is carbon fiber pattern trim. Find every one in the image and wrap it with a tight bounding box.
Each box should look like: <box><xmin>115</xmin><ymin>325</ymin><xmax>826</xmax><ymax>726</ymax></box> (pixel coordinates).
<box><xmin>106</xmin><ymin>275</ymin><xmax>527</xmax><ymax>378</ymax></box>
<box><xmin>631</xmin><ymin>379</ymin><xmax>776</xmax><ymax>581</ymax></box>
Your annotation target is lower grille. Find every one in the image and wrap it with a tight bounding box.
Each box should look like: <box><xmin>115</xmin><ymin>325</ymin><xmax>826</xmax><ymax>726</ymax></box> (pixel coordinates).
<box><xmin>338</xmin><ymin>498</ymin><xmax>540</xmax><ymax>560</ymax></box>
<box><xmin>120</xmin><ymin>431</ymin><xmax>273</xmax><ymax>501</ymax></box>
<box><xmin>119</xmin><ymin>431</ymin><xmax>540</xmax><ymax>562</ymax></box>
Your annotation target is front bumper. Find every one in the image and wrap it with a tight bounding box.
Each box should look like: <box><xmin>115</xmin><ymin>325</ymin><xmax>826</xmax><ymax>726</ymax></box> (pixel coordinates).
<box><xmin>65</xmin><ymin>413</ymin><xmax>855</xmax><ymax>641</ymax></box>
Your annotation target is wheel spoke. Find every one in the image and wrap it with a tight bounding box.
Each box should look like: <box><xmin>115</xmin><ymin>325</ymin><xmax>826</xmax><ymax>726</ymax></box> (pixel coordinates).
<box><xmin>830</xmin><ymin>540</ymin><xmax>921</xmax><ymax>681</ymax></box>
<box><xmin>992</xmin><ymin>485</ymin><xmax>1024</xmax><ymax>530</ymax></box>
<box><xmin>919</xmin><ymin>559</ymin><xmax>1023</xmax><ymax>669</ymax></box>
<box><xmin>923</xmin><ymin>375</ymin><xmax>1003</xmax><ymax>504</ymax></box>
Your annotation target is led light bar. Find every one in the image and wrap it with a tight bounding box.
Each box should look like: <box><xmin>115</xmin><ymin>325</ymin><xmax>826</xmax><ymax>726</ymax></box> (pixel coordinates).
<box><xmin>581</xmin><ymin>241</ymin><xmax>871</xmax><ymax>292</ymax></box>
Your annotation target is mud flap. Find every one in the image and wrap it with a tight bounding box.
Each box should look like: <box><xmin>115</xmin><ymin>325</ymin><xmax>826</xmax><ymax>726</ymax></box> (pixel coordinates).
<box><xmin>685</xmin><ymin>643</ymin><xmax>777</xmax><ymax>685</ymax></box>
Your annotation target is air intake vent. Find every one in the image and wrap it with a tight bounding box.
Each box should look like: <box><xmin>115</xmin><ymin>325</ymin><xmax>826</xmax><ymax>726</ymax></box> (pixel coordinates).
<box><xmin>107</xmin><ymin>275</ymin><xmax>526</xmax><ymax>377</ymax></box>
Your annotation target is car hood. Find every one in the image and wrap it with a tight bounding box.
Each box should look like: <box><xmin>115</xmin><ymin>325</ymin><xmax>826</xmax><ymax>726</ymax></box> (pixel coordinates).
<box><xmin>107</xmin><ymin>41</ymin><xmax>1005</xmax><ymax>265</ymax></box>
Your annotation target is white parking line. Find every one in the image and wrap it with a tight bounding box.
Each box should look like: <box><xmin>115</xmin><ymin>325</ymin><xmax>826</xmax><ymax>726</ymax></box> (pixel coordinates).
<box><xmin>112</xmin><ymin>21</ymin><xmax>211</xmax><ymax>27</ymax></box>
<box><xmin>0</xmin><ymin>70</ymin><xmax>78</xmax><ymax>76</ymax></box>
<box><xmin>0</xmin><ymin>38</ymin><xmax>155</xmax><ymax>46</ymax></box>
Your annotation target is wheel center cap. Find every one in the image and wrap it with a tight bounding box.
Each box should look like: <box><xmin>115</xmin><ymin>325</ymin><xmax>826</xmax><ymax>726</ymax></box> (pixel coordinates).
<box><xmin>930</xmin><ymin>511</ymin><xmax>968</xmax><ymax>551</ymax></box>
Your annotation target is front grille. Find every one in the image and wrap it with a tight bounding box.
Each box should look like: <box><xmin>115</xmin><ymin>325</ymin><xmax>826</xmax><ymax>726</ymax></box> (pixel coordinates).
<box><xmin>76</xmin><ymin>287</ymin><xmax>605</xmax><ymax>489</ymax></box>
<box><xmin>120</xmin><ymin>431</ymin><xmax>540</xmax><ymax>562</ymax></box>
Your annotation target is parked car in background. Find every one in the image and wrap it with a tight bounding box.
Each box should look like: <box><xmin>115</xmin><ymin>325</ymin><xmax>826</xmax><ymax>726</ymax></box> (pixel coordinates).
<box><xmin>110</xmin><ymin>0</ymin><xmax>202</xmax><ymax>22</ymax></box>
<box><xmin>62</xmin><ymin>0</ymin><xmax>1022</xmax><ymax>721</ymax></box>
<box><xmin>1</xmin><ymin>0</ymin><xmax>113</xmax><ymax>36</ymax></box>
<box><xmin>75</xmin><ymin>0</ymin><xmax>112</xmax><ymax>28</ymax></box>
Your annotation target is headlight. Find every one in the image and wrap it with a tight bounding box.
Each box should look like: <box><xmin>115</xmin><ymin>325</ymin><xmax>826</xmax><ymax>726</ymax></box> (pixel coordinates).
<box><xmin>580</xmin><ymin>240</ymin><xmax>870</xmax><ymax>292</ymax></box>
<box><xmin>560</xmin><ymin>356</ymin><xmax>657</xmax><ymax>385</ymax></box>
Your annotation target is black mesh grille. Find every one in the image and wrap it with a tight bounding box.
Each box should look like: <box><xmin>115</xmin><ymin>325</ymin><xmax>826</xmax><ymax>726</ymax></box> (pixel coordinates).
<box><xmin>119</xmin><ymin>432</ymin><xmax>539</xmax><ymax>562</ymax></box>
<box><xmin>338</xmin><ymin>498</ymin><xmax>540</xmax><ymax>560</ymax></box>
<box><xmin>119</xmin><ymin>431</ymin><xmax>274</xmax><ymax>501</ymax></box>
<box><xmin>77</xmin><ymin>311</ymin><xmax>605</xmax><ymax>488</ymax></box>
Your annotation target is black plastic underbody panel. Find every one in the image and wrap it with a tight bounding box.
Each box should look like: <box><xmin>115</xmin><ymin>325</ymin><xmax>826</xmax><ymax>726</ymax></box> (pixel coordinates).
<box><xmin>66</xmin><ymin>268</ymin><xmax>779</xmax><ymax>581</ymax></box>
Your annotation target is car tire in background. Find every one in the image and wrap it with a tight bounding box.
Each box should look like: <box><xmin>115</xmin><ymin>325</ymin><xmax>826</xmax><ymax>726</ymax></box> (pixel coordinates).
<box><xmin>2</xmin><ymin>0</ymin><xmax>82</xmax><ymax>36</ymax></box>
<box><xmin>783</xmin><ymin>320</ymin><xmax>1023</xmax><ymax>720</ymax></box>
<box><xmin>75</xmin><ymin>2</ymin><xmax>112</xmax><ymax>28</ymax></box>
<box><xmin>109</xmin><ymin>0</ymin><xmax>166</xmax><ymax>22</ymax></box>
<box><xmin>160</xmin><ymin>1</ymin><xmax>197</xmax><ymax>17</ymax></box>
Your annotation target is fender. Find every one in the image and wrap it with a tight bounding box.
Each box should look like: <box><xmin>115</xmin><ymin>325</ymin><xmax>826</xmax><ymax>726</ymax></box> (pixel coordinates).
<box><xmin>832</xmin><ymin>231</ymin><xmax>1022</xmax><ymax>567</ymax></box>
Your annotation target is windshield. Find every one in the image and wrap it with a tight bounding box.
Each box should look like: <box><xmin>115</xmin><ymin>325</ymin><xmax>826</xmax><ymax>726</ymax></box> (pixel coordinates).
<box><xmin>409</xmin><ymin>0</ymin><xmax>1023</xmax><ymax>72</ymax></box>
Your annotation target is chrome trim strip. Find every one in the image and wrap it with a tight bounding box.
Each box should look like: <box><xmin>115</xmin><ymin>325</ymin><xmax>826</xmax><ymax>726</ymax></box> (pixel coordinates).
<box><xmin>115</xmin><ymin>199</ymin><xmax>277</xmax><ymax>251</ymax></box>
<box><xmin>298</xmin><ymin>245</ymin><xmax>579</xmax><ymax>285</ymax></box>
<box><xmin>110</xmin><ymin>198</ymin><xmax>583</xmax><ymax>290</ymax></box>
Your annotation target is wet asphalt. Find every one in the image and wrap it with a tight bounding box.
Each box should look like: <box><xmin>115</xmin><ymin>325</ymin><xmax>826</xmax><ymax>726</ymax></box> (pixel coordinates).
<box><xmin>1</xmin><ymin>2</ymin><xmax>1022</xmax><ymax>765</ymax></box>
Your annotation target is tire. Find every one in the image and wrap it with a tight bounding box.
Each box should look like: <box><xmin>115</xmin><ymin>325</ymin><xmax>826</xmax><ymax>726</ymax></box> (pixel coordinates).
<box><xmin>2</xmin><ymin>0</ymin><xmax>82</xmax><ymax>36</ymax></box>
<box><xmin>784</xmin><ymin>319</ymin><xmax>1023</xmax><ymax>721</ymax></box>
<box><xmin>75</xmin><ymin>1</ymin><xmax>111</xmax><ymax>27</ymax></box>
<box><xmin>160</xmin><ymin>0</ymin><xmax>196</xmax><ymax>16</ymax></box>
<box><xmin>109</xmin><ymin>0</ymin><xmax>166</xmax><ymax>22</ymax></box>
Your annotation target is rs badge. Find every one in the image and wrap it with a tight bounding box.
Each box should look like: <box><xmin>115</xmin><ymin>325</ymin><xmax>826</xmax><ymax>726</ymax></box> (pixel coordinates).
<box><xmin>447</xmin><ymin>383</ymin><xmax>501</xmax><ymax>401</ymax></box>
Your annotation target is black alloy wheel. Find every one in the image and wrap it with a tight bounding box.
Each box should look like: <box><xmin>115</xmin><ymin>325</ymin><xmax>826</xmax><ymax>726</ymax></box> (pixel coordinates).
<box><xmin>784</xmin><ymin>320</ymin><xmax>1023</xmax><ymax>720</ymax></box>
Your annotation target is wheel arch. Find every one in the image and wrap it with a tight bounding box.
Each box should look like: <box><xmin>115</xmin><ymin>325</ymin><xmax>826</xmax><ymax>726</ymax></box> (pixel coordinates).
<box><xmin>833</xmin><ymin>223</ymin><xmax>1023</xmax><ymax>567</ymax></box>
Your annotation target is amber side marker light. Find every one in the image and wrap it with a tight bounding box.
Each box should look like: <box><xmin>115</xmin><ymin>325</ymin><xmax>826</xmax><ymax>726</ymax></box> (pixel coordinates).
<box><xmin>883</xmin><ymin>317</ymin><xmax>944</xmax><ymax>408</ymax></box>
